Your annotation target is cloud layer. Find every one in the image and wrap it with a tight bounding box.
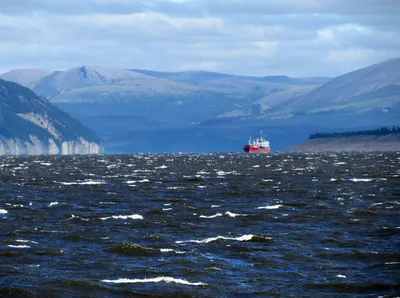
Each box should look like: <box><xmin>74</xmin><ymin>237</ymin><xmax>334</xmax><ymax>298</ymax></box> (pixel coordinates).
<box><xmin>1</xmin><ymin>0</ymin><xmax>399</xmax><ymax>76</ymax></box>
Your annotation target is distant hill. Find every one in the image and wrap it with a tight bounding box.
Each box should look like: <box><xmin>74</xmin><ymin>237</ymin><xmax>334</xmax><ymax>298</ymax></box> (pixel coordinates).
<box><xmin>0</xmin><ymin>79</ymin><xmax>102</xmax><ymax>155</ymax></box>
<box><xmin>220</xmin><ymin>57</ymin><xmax>400</xmax><ymax>128</ymax></box>
<box><xmin>288</xmin><ymin>127</ymin><xmax>400</xmax><ymax>152</ymax></box>
<box><xmin>0</xmin><ymin>68</ymin><xmax>52</xmax><ymax>88</ymax></box>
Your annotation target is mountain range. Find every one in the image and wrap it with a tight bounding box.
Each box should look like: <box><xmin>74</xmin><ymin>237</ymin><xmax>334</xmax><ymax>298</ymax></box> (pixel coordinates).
<box><xmin>1</xmin><ymin>57</ymin><xmax>399</xmax><ymax>152</ymax></box>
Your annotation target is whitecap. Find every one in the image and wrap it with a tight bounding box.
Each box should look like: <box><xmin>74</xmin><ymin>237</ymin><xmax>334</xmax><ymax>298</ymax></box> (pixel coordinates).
<box><xmin>225</xmin><ymin>211</ymin><xmax>247</xmax><ymax>217</ymax></box>
<box><xmin>256</xmin><ymin>204</ymin><xmax>283</xmax><ymax>210</ymax></box>
<box><xmin>15</xmin><ymin>239</ymin><xmax>38</xmax><ymax>244</ymax></box>
<box><xmin>101</xmin><ymin>276</ymin><xmax>206</xmax><ymax>286</ymax></box>
<box><xmin>216</xmin><ymin>171</ymin><xmax>237</xmax><ymax>176</ymax></box>
<box><xmin>100</xmin><ymin>214</ymin><xmax>143</xmax><ymax>220</ymax></box>
<box><xmin>162</xmin><ymin>208</ymin><xmax>172</xmax><ymax>211</ymax></box>
<box><xmin>8</xmin><ymin>245</ymin><xmax>30</xmax><ymax>248</ymax></box>
<box><xmin>176</xmin><ymin>234</ymin><xmax>269</xmax><ymax>244</ymax></box>
<box><xmin>155</xmin><ymin>165</ymin><xmax>168</xmax><ymax>169</ymax></box>
<box><xmin>211</xmin><ymin>205</ymin><xmax>221</xmax><ymax>208</ymax></box>
<box><xmin>49</xmin><ymin>202</ymin><xmax>60</xmax><ymax>207</ymax></box>
<box><xmin>138</xmin><ymin>179</ymin><xmax>150</xmax><ymax>183</ymax></box>
<box><xmin>336</xmin><ymin>274</ymin><xmax>347</xmax><ymax>278</ymax></box>
<box><xmin>349</xmin><ymin>178</ymin><xmax>373</xmax><ymax>182</ymax></box>
<box><xmin>199</xmin><ymin>213</ymin><xmax>223</xmax><ymax>219</ymax></box>
<box><xmin>40</xmin><ymin>162</ymin><xmax>52</xmax><ymax>166</ymax></box>
<box><xmin>160</xmin><ymin>248</ymin><xmax>185</xmax><ymax>254</ymax></box>
<box><xmin>0</xmin><ymin>209</ymin><xmax>8</xmax><ymax>214</ymax></box>
<box><xmin>58</xmin><ymin>180</ymin><xmax>105</xmax><ymax>185</ymax></box>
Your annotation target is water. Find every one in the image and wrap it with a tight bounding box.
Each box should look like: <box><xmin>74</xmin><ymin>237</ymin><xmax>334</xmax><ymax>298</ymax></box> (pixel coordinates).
<box><xmin>0</xmin><ymin>152</ymin><xmax>399</xmax><ymax>297</ymax></box>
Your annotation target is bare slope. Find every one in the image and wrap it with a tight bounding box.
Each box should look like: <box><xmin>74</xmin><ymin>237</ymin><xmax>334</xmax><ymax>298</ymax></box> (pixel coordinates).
<box><xmin>0</xmin><ymin>68</ymin><xmax>52</xmax><ymax>88</ymax></box>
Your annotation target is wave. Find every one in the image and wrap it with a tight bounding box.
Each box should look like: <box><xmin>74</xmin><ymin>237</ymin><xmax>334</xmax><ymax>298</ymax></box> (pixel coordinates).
<box><xmin>176</xmin><ymin>234</ymin><xmax>271</xmax><ymax>244</ymax></box>
<box><xmin>199</xmin><ymin>213</ymin><xmax>223</xmax><ymax>219</ymax></box>
<box><xmin>110</xmin><ymin>242</ymin><xmax>185</xmax><ymax>255</ymax></box>
<box><xmin>256</xmin><ymin>204</ymin><xmax>283</xmax><ymax>210</ymax></box>
<box><xmin>100</xmin><ymin>214</ymin><xmax>143</xmax><ymax>220</ymax></box>
<box><xmin>101</xmin><ymin>276</ymin><xmax>206</xmax><ymax>286</ymax></box>
<box><xmin>225</xmin><ymin>211</ymin><xmax>247</xmax><ymax>217</ymax></box>
<box><xmin>0</xmin><ymin>209</ymin><xmax>7</xmax><ymax>214</ymax></box>
<box><xmin>57</xmin><ymin>180</ymin><xmax>105</xmax><ymax>185</ymax></box>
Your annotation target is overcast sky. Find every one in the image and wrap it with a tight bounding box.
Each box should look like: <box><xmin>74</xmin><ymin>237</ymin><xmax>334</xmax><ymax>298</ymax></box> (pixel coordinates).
<box><xmin>0</xmin><ymin>0</ymin><xmax>399</xmax><ymax>77</ymax></box>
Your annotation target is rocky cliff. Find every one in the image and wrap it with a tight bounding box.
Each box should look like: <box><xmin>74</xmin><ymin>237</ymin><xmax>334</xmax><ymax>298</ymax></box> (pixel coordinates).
<box><xmin>0</xmin><ymin>79</ymin><xmax>103</xmax><ymax>155</ymax></box>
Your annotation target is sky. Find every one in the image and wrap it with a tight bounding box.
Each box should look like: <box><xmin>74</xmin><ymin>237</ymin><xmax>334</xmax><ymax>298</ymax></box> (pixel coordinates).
<box><xmin>0</xmin><ymin>0</ymin><xmax>399</xmax><ymax>77</ymax></box>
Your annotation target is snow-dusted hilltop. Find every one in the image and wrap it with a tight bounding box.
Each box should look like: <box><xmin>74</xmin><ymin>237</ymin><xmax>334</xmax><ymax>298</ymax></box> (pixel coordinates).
<box><xmin>0</xmin><ymin>79</ymin><xmax>103</xmax><ymax>155</ymax></box>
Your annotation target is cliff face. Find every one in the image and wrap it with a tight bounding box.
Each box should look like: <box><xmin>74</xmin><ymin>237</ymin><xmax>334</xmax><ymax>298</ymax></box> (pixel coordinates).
<box><xmin>288</xmin><ymin>134</ymin><xmax>400</xmax><ymax>152</ymax></box>
<box><xmin>0</xmin><ymin>136</ymin><xmax>102</xmax><ymax>155</ymax></box>
<box><xmin>0</xmin><ymin>79</ymin><xmax>103</xmax><ymax>155</ymax></box>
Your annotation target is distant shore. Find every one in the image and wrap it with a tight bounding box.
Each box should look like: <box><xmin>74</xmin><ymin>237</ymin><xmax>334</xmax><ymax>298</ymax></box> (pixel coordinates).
<box><xmin>288</xmin><ymin>133</ymin><xmax>400</xmax><ymax>152</ymax></box>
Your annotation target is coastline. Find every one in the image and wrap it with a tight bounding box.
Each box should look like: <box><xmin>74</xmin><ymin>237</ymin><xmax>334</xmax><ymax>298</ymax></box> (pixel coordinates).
<box><xmin>288</xmin><ymin>133</ymin><xmax>400</xmax><ymax>152</ymax></box>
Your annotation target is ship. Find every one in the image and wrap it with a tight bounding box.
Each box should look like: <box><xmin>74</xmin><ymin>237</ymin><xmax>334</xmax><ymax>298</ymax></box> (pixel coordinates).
<box><xmin>244</xmin><ymin>131</ymin><xmax>271</xmax><ymax>153</ymax></box>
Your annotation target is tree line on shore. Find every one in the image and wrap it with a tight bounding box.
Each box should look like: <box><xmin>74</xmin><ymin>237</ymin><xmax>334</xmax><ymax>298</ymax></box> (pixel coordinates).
<box><xmin>309</xmin><ymin>126</ymin><xmax>400</xmax><ymax>139</ymax></box>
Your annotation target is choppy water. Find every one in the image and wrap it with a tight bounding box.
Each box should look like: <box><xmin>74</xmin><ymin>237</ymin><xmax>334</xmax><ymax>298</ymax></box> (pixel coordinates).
<box><xmin>0</xmin><ymin>152</ymin><xmax>399</xmax><ymax>297</ymax></box>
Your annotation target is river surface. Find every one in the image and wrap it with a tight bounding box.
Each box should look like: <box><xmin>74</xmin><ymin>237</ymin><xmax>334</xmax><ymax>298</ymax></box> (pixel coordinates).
<box><xmin>0</xmin><ymin>152</ymin><xmax>399</xmax><ymax>297</ymax></box>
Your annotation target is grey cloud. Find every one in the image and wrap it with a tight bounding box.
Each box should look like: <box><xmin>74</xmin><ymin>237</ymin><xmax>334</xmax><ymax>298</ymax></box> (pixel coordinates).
<box><xmin>0</xmin><ymin>0</ymin><xmax>399</xmax><ymax>76</ymax></box>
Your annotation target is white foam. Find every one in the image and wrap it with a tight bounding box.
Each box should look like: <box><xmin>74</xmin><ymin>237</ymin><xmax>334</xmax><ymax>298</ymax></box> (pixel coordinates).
<box><xmin>176</xmin><ymin>234</ymin><xmax>267</xmax><ymax>244</ymax></box>
<box><xmin>15</xmin><ymin>239</ymin><xmax>38</xmax><ymax>244</ymax></box>
<box><xmin>0</xmin><ymin>209</ymin><xmax>7</xmax><ymax>214</ymax></box>
<box><xmin>199</xmin><ymin>213</ymin><xmax>223</xmax><ymax>219</ymax></box>
<box><xmin>256</xmin><ymin>204</ymin><xmax>283</xmax><ymax>210</ymax></box>
<box><xmin>197</xmin><ymin>170</ymin><xmax>210</xmax><ymax>175</ymax></box>
<box><xmin>68</xmin><ymin>214</ymin><xmax>90</xmax><ymax>221</ymax></box>
<box><xmin>216</xmin><ymin>170</ymin><xmax>238</xmax><ymax>176</ymax></box>
<box><xmin>100</xmin><ymin>214</ymin><xmax>143</xmax><ymax>220</ymax></box>
<box><xmin>40</xmin><ymin>162</ymin><xmax>52</xmax><ymax>166</ymax></box>
<box><xmin>349</xmin><ymin>178</ymin><xmax>373</xmax><ymax>182</ymax></box>
<box><xmin>160</xmin><ymin>248</ymin><xmax>185</xmax><ymax>254</ymax></box>
<box><xmin>155</xmin><ymin>165</ymin><xmax>168</xmax><ymax>169</ymax></box>
<box><xmin>138</xmin><ymin>179</ymin><xmax>150</xmax><ymax>183</ymax></box>
<box><xmin>8</xmin><ymin>245</ymin><xmax>30</xmax><ymax>248</ymax></box>
<box><xmin>225</xmin><ymin>211</ymin><xmax>247</xmax><ymax>217</ymax></box>
<box><xmin>58</xmin><ymin>180</ymin><xmax>105</xmax><ymax>185</ymax></box>
<box><xmin>211</xmin><ymin>205</ymin><xmax>221</xmax><ymax>208</ymax></box>
<box><xmin>336</xmin><ymin>274</ymin><xmax>347</xmax><ymax>278</ymax></box>
<box><xmin>49</xmin><ymin>202</ymin><xmax>60</xmax><ymax>207</ymax></box>
<box><xmin>101</xmin><ymin>276</ymin><xmax>206</xmax><ymax>286</ymax></box>
<box><xmin>163</xmin><ymin>208</ymin><xmax>172</xmax><ymax>211</ymax></box>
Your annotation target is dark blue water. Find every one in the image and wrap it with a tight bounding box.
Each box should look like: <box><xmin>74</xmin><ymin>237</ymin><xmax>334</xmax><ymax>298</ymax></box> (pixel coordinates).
<box><xmin>1</xmin><ymin>152</ymin><xmax>399</xmax><ymax>297</ymax></box>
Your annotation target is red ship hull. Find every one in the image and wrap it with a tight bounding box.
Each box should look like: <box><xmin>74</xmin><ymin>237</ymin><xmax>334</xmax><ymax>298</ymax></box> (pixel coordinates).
<box><xmin>244</xmin><ymin>145</ymin><xmax>270</xmax><ymax>153</ymax></box>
